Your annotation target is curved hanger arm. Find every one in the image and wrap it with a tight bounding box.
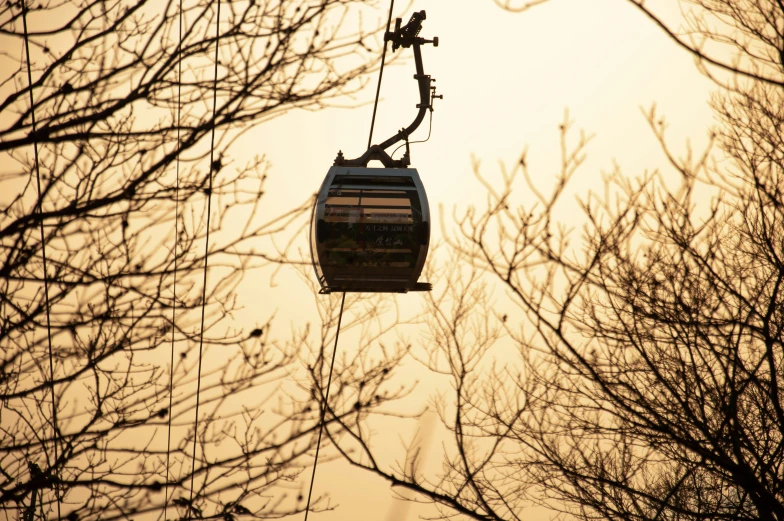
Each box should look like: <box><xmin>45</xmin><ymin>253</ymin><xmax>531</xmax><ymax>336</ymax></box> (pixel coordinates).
<box><xmin>335</xmin><ymin>11</ymin><xmax>439</xmax><ymax>168</ymax></box>
<box><xmin>376</xmin><ymin>43</ymin><xmax>430</xmax><ymax>152</ymax></box>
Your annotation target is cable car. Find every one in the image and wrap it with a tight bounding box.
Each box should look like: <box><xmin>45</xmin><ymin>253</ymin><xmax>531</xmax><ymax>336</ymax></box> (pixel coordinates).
<box><xmin>311</xmin><ymin>166</ymin><xmax>430</xmax><ymax>293</ymax></box>
<box><xmin>310</xmin><ymin>11</ymin><xmax>441</xmax><ymax>294</ymax></box>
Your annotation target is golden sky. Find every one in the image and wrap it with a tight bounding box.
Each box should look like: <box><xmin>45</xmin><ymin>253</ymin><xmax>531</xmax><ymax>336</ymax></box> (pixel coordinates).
<box><xmin>1</xmin><ymin>0</ymin><xmax>722</xmax><ymax>519</ymax></box>
<box><xmin>249</xmin><ymin>0</ymin><xmax>715</xmax><ymax>212</ymax></box>
<box><xmin>230</xmin><ymin>1</ymin><xmax>719</xmax><ymax>519</ymax></box>
<box><xmin>231</xmin><ymin>0</ymin><xmax>717</xmax><ymax>314</ymax></box>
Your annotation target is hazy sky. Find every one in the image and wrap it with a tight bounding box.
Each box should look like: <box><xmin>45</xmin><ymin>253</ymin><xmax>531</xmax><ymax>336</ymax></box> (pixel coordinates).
<box><xmin>236</xmin><ymin>0</ymin><xmax>717</xmax><ymax>308</ymax></box>
<box><xmin>248</xmin><ymin>0</ymin><xmax>715</xmax><ymax>211</ymax></box>
<box><xmin>229</xmin><ymin>1</ymin><xmax>719</xmax><ymax>519</ymax></box>
<box><xmin>2</xmin><ymin>0</ymin><xmax>721</xmax><ymax>519</ymax></box>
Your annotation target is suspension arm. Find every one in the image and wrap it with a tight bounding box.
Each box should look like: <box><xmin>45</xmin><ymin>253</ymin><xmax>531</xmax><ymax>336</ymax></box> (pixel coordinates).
<box><xmin>335</xmin><ymin>11</ymin><xmax>439</xmax><ymax>168</ymax></box>
<box><xmin>376</xmin><ymin>43</ymin><xmax>431</xmax><ymax>151</ymax></box>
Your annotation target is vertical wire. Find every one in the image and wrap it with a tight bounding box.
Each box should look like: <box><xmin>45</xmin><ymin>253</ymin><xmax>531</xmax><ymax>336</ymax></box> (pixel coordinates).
<box><xmin>21</xmin><ymin>3</ymin><xmax>61</xmax><ymax>520</ymax></box>
<box><xmin>302</xmin><ymin>292</ymin><xmax>346</xmax><ymax>521</ymax></box>
<box><xmin>187</xmin><ymin>0</ymin><xmax>220</xmax><ymax>515</ymax></box>
<box><xmin>367</xmin><ymin>0</ymin><xmax>395</xmax><ymax>149</ymax></box>
<box><xmin>164</xmin><ymin>0</ymin><xmax>184</xmax><ymax>517</ymax></box>
<box><xmin>303</xmin><ymin>1</ymin><xmax>395</xmax><ymax>517</ymax></box>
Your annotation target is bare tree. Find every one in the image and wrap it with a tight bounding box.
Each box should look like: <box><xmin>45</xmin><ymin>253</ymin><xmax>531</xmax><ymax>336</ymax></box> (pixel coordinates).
<box><xmin>331</xmin><ymin>85</ymin><xmax>784</xmax><ymax>521</ymax></box>
<box><xmin>436</xmin><ymin>94</ymin><xmax>784</xmax><ymax>521</ymax></box>
<box><xmin>316</xmin><ymin>251</ymin><xmax>521</xmax><ymax>521</ymax></box>
<box><xmin>0</xmin><ymin>0</ymin><xmax>408</xmax><ymax>519</ymax></box>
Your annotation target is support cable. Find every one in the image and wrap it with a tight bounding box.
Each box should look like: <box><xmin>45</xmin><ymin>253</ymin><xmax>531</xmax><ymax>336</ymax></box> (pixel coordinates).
<box><xmin>188</xmin><ymin>0</ymin><xmax>221</xmax><ymax>516</ymax></box>
<box><xmin>21</xmin><ymin>3</ymin><xmax>61</xmax><ymax>520</ymax></box>
<box><xmin>302</xmin><ymin>292</ymin><xmax>346</xmax><ymax>521</ymax></box>
<box><xmin>303</xmin><ymin>1</ymin><xmax>395</xmax><ymax>517</ymax></box>
<box><xmin>164</xmin><ymin>0</ymin><xmax>184</xmax><ymax>518</ymax></box>
<box><xmin>367</xmin><ymin>0</ymin><xmax>395</xmax><ymax>149</ymax></box>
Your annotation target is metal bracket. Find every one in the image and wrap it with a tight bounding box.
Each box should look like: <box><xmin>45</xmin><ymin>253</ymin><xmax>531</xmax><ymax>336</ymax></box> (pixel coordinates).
<box><xmin>335</xmin><ymin>11</ymin><xmax>439</xmax><ymax>168</ymax></box>
<box><xmin>334</xmin><ymin>144</ymin><xmax>409</xmax><ymax>168</ymax></box>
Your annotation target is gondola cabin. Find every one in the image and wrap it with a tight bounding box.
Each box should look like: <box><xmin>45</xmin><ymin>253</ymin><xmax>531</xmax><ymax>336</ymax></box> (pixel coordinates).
<box><xmin>311</xmin><ymin>166</ymin><xmax>431</xmax><ymax>293</ymax></box>
<box><xmin>310</xmin><ymin>10</ymin><xmax>440</xmax><ymax>294</ymax></box>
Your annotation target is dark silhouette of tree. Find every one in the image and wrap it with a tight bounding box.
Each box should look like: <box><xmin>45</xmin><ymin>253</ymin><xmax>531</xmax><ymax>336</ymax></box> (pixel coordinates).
<box><xmin>437</xmin><ymin>98</ymin><xmax>784</xmax><ymax>521</ymax></box>
<box><xmin>324</xmin><ymin>2</ymin><xmax>784</xmax><ymax>521</ymax></box>
<box><xmin>0</xmin><ymin>0</ymin><xmax>403</xmax><ymax>519</ymax></box>
<box><xmin>320</xmin><ymin>253</ymin><xmax>522</xmax><ymax>521</ymax></box>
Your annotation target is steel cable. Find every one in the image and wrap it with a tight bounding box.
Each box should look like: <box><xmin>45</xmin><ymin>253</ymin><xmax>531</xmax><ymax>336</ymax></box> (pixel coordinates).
<box><xmin>187</xmin><ymin>0</ymin><xmax>221</xmax><ymax>516</ymax></box>
<box><xmin>303</xmin><ymin>1</ymin><xmax>395</xmax><ymax>518</ymax></box>
<box><xmin>367</xmin><ymin>0</ymin><xmax>395</xmax><ymax>149</ymax></box>
<box><xmin>164</xmin><ymin>0</ymin><xmax>184</xmax><ymax>518</ymax></box>
<box><xmin>302</xmin><ymin>292</ymin><xmax>346</xmax><ymax>521</ymax></box>
<box><xmin>21</xmin><ymin>3</ymin><xmax>61</xmax><ymax>520</ymax></box>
